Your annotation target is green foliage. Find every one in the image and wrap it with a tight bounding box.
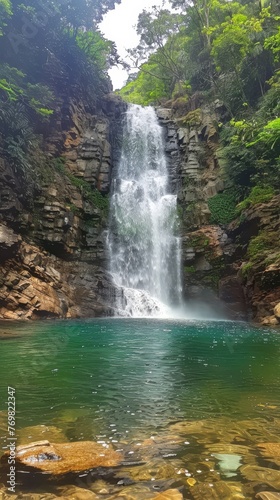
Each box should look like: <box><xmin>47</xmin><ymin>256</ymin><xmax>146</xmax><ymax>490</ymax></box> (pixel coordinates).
<box><xmin>184</xmin><ymin>265</ymin><xmax>195</xmax><ymax>273</ymax></box>
<box><xmin>237</xmin><ymin>185</ymin><xmax>275</xmax><ymax>211</ymax></box>
<box><xmin>241</xmin><ymin>261</ymin><xmax>253</xmax><ymax>278</ymax></box>
<box><xmin>264</xmin><ymin>25</ymin><xmax>280</xmax><ymax>60</ymax></box>
<box><xmin>0</xmin><ymin>64</ymin><xmax>55</xmax><ymax>116</ymax></box>
<box><xmin>0</xmin><ymin>0</ymin><xmax>12</xmax><ymax>33</ymax></box>
<box><xmin>178</xmin><ymin>109</ymin><xmax>202</xmax><ymax>126</ymax></box>
<box><xmin>247</xmin><ymin>231</ymin><xmax>279</xmax><ymax>261</ymax></box>
<box><xmin>69</xmin><ymin>175</ymin><xmax>109</xmax><ymax>214</ymax></box>
<box><xmin>119</xmin><ymin>58</ymin><xmax>170</xmax><ymax>105</ymax></box>
<box><xmin>69</xmin><ymin>204</ymin><xmax>80</xmax><ymax>215</ymax></box>
<box><xmin>0</xmin><ymin>0</ymin><xmax>121</xmax><ymax>209</ymax></box>
<box><xmin>211</xmin><ymin>12</ymin><xmax>264</xmax><ymax>76</ymax></box>
<box><xmin>219</xmin><ymin>68</ymin><xmax>280</xmax><ymax>194</ymax></box>
<box><xmin>248</xmin><ymin>117</ymin><xmax>280</xmax><ymax>148</ymax></box>
<box><xmin>50</xmin><ymin>157</ymin><xmax>66</xmax><ymax>175</ymax></box>
<box><xmin>219</xmin><ymin>131</ymin><xmax>256</xmax><ymax>191</ymax></box>
<box><xmin>208</xmin><ymin>191</ymin><xmax>238</xmax><ymax>225</ymax></box>
<box><xmin>121</xmin><ymin>0</ymin><xmax>280</xmax><ymax>112</ymax></box>
<box><xmin>120</xmin><ymin>6</ymin><xmax>189</xmax><ymax>102</ymax></box>
<box><xmin>188</xmin><ymin>233</ymin><xmax>210</xmax><ymax>249</ymax></box>
<box><xmin>59</xmin><ymin>0</ymin><xmax>122</xmax><ymax>30</ymax></box>
<box><xmin>0</xmin><ymin>63</ymin><xmax>56</xmax><ymax>194</ymax></box>
<box><xmin>0</xmin><ymin>0</ymin><xmax>122</xmax><ymax>105</ymax></box>
<box><xmin>76</xmin><ymin>30</ymin><xmax>118</xmax><ymax>73</ymax></box>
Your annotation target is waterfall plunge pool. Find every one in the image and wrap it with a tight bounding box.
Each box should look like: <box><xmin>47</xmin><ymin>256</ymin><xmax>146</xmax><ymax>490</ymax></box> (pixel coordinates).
<box><xmin>0</xmin><ymin>318</ymin><xmax>280</xmax><ymax>499</ymax></box>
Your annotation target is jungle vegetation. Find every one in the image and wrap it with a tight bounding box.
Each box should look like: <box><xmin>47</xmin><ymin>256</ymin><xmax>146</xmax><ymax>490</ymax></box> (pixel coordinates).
<box><xmin>0</xmin><ymin>0</ymin><xmax>121</xmax><ymax>197</ymax></box>
<box><xmin>119</xmin><ymin>0</ymin><xmax>280</xmax><ymax>210</ymax></box>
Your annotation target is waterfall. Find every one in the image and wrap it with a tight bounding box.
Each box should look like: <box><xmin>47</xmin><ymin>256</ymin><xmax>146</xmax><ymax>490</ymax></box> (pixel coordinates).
<box><xmin>108</xmin><ymin>104</ymin><xmax>182</xmax><ymax>317</ymax></box>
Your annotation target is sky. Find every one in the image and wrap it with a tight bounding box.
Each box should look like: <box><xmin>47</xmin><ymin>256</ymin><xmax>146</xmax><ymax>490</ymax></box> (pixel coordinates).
<box><xmin>99</xmin><ymin>0</ymin><xmax>167</xmax><ymax>90</ymax></box>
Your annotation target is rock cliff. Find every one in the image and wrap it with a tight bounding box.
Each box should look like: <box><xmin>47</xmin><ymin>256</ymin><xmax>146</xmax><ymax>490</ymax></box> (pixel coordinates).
<box><xmin>156</xmin><ymin>105</ymin><xmax>280</xmax><ymax>324</ymax></box>
<box><xmin>0</xmin><ymin>91</ymin><xmax>278</xmax><ymax>324</ymax></box>
<box><xmin>0</xmin><ymin>93</ymin><xmax>126</xmax><ymax>320</ymax></box>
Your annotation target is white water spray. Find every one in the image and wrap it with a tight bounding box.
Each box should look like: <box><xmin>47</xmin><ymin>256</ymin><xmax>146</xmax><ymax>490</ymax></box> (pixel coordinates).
<box><xmin>108</xmin><ymin>105</ymin><xmax>182</xmax><ymax>317</ymax></box>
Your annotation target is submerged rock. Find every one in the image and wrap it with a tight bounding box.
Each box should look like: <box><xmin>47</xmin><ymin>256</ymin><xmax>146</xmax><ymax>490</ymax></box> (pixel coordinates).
<box><xmin>17</xmin><ymin>425</ymin><xmax>67</xmax><ymax>445</ymax></box>
<box><xmin>152</xmin><ymin>489</ymin><xmax>183</xmax><ymax>500</ymax></box>
<box><xmin>256</xmin><ymin>493</ymin><xmax>280</xmax><ymax>500</ymax></box>
<box><xmin>57</xmin><ymin>485</ymin><xmax>98</xmax><ymax>499</ymax></box>
<box><xmin>257</xmin><ymin>442</ymin><xmax>280</xmax><ymax>467</ymax></box>
<box><xmin>1</xmin><ymin>440</ymin><xmax>123</xmax><ymax>478</ymax></box>
<box><xmin>119</xmin><ymin>459</ymin><xmax>178</xmax><ymax>482</ymax></box>
<box><xmin>190</xmin><ymin>480</ymin><xmax>246</xmax><ymax>500</ymax></box>
<box><xmin>240</xmin><ymin>464</ymin><xmax>280</xmax><ymax>490</ymax></box>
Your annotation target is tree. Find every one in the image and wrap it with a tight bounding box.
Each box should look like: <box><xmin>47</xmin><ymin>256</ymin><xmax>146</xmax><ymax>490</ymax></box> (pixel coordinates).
<box><xmin>127</xmin><ymin>7</ymin><xmax>187</xmax><ymax>95</ymax></box>
<box><xmin>0</xmin><ymin>0</ymin><xmax>12</xmax><ymax>34</ymax></box>
<box><xmin>59</xmin><ymin>0</ymin><xmax>122</xmax><ymax>32</ymax></box>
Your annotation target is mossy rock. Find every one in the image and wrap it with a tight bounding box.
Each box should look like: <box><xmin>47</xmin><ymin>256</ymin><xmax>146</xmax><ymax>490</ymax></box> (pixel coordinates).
<box><xmin>237</xmin><ymin>185</ymin><xmax>275</xmax><ymax>212</ymax></box>
<box><xmin>247</xmin><ymin>231</ymin><xmax>279</xmax><ymax>262</ymax></box>
<box><xmin>188</xmin><ymin>233</ymin><xmax>210</xmax><ymax>250</ymax></box>
<box><xmin>171</xmin><ymin>96</ymin><xmax>189</xmax><ymax>116</ymax></box>
<box><xmin>177</xmin><ymin>108</ymin><xmax>202</xmax><ymax>127</ymax></box>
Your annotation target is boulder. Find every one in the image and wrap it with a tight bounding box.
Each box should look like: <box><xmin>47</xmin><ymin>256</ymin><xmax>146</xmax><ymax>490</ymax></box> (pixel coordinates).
<box><xmin>261</xmin><ymin>315</ymin><xmax>279</xmax><ymax>325</ymax></box>
<box><xmin>274</xmin><ymin>302</ymin><xmax>280</xmax><ymax>321</ymax></box>
<box><xmin>0</xmin><ymin>440</ymin><xmax>123</xmax><ymax>477</ymax></box>
<box><xmin>156</xmin><ymin>108</ymin><xmax>172</xmax><ymax>121</ymax></box>
<box><xmin>0</xmin><ymin>224</ymin><xmax>21</xmax><ymax>262</ymax></box>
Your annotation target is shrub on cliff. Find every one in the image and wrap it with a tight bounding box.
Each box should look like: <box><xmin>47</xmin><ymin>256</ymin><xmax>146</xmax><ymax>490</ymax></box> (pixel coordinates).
<box><xmin>208</xmin><ymin>191</ymin><xmax>237</xmax><ymax>225</ymax></box>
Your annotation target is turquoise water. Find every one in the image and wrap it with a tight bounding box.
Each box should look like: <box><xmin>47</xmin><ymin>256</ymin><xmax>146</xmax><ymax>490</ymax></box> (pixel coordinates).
<box><xmin>0</xmin><ymin>319</ymin><xmax>279</xmax><ymax>440</ymax></box>
<box><xmin>1</xmin><ymin>319</ymin><xmax>280</xmax><ymax>499</ymax></box>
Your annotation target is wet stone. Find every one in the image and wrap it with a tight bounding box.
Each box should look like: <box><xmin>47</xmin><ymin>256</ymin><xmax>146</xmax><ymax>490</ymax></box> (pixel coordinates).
<box><xmin>256</xmin><ymin>493</ymin><xmax>280</xmax><ymax>500</ymax></box>
<box><xmin>90</xmin><ymin>479</ymin><xmax>120</xmax><ymax>496</ymax></box>
<box><xmin>257</xmin><ymin>442</ymin><xmax>280</xmax><ymax>467</ymax></box>
<box><xmin>1</xmin><ymin>440</ymin><xmax>123</xmax><ymax>478</ymax></box>
<box><xmin>152</xmin><ymin>489</ymin><xmax>183</xmax><ymax>500</ymax></box>
<box><xmin>190</xmin><ymin>480</ymin><xmax>246</xmax><ymax>500</ymax></box>
<box><xmin>240</xmin><ymin>464</ymin><xmax>280</xmax><ymax>489</ymax></box>
<box><xmin>57</xmin><ymin>485</ymin><xmax>98</xmax><ymax>499</ymax></box>
<box><xmin>119</xmin><ymin>460</ymin><xmax>178</xmax><ymax>482</ymax></box>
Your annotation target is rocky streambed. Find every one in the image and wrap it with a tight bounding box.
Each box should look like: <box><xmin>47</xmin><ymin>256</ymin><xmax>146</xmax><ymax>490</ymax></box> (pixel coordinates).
<box><xmin>1</xmin><ymin>412</ymin><xmax>280</xmax><ymax>500</ymax></box>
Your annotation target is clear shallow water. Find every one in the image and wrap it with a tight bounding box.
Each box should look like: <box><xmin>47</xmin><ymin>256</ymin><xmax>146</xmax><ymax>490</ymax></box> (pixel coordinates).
<box><xmin>0</xmin><ymin>319</ymin><xmax>279</xmax><ymax>437</ymax></box>
<box><xmin>0</xmin><ymin>319</ymin><xmax>280</xmax><ymax>498</ymax></box>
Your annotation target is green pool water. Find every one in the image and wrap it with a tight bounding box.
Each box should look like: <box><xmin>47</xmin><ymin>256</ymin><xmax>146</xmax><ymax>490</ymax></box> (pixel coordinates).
<box><xmin>0</xmin><ymin>318</ymin><xmax>280</xmax><ymax>498</ymax></box>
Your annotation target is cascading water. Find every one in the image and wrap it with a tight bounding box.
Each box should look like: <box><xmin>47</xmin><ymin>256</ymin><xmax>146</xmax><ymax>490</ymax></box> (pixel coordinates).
<box><xmin>108</xmin><ymin>104</ymin><xmax>182</xmax><ymax>317</ymax></box>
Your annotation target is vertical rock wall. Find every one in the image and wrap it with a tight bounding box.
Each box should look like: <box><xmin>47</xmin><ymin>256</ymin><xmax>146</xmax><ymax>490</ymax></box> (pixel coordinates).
<box><xmin>0</xmin><ymin>94</ymin><xmax>127</xmax><ymax>320</ymax></box>
<box><xmin>157</xmin><ymin>106</ymin><xmax>248</xmax><ymax>321</ymax></box>
<box><xmin>157</xmin><ymin>104</ymin><xmax>280</xmax><ymax>324</ymax></box>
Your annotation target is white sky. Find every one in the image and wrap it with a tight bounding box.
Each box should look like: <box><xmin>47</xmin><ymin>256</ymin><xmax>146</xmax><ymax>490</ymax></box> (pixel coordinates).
<box><xmin>100</xmin><ymin>0</ymin><xmax>166</xmax><ymax>90</ymax></box>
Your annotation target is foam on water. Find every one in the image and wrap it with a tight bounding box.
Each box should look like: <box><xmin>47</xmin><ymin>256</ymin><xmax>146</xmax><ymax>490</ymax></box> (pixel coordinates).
<box><xmin>108</xmin><ymin>105</ymin><xmax>182</xmax><ymax>317</ymax></box>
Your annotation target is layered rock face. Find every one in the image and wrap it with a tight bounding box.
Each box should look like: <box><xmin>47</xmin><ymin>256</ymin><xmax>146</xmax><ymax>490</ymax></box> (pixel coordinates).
<box><xmin>0</xmin><ymin>94</ymin><xmax>126</xmax><ymax>320</ymax></box>
<box><xmin>157</xmin><ymin>105</ymin><xmax>279</xmax><ymax>324</ymax></box>
<box><xmin>0</xmin><ymin>93</ymin><xmax>278</xmax><ymax>323</ymax></box>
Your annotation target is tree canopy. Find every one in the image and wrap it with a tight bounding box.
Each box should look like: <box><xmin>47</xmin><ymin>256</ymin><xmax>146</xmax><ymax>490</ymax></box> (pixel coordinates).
<box><xmin>0</xmin><ymin>0</ymin><xmax>121</xmax><ymax>200</ymax></box>
<box><xmin>118</xmin><ymin>0</ymin><xmax>280</xmax><ymax>210</ymax></box>
<box><xmin>119</xmin><ymin>0</ymin><xmax>280</xmax><ymax>111</ymax></box>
